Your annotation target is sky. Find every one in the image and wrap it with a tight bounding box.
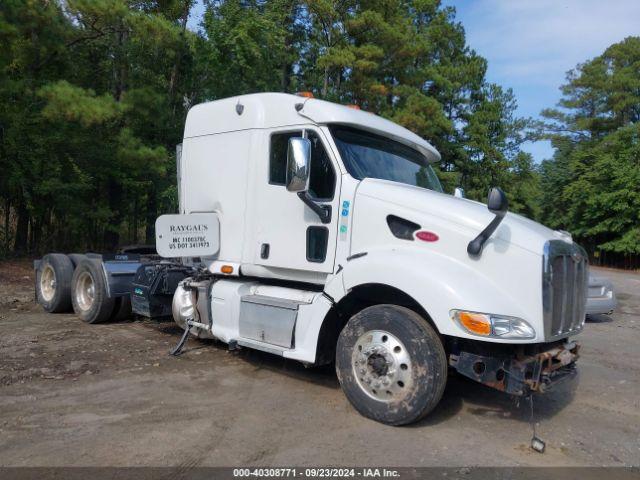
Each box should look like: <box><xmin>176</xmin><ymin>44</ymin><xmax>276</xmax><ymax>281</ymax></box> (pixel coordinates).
<box><xmin>187</xmin><ymin>0</ymin><xmax>640</xmax><ymax>162</ymax></box>
<box><xmin>443</xmin><ymin>0</ymin><xmax>640</xmax><ymax>161</ymax></box>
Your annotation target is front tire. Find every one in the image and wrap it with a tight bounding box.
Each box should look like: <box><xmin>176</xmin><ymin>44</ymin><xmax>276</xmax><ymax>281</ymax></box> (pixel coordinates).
<box><xmin>336</xmin><ymin>305</ymin><xmax>447</xmax><ymax>425</ymax></box>
<box><xmin>71</xmin><ymin>259</ymin><xmax>116</xmax><ymax>324</ymax></box>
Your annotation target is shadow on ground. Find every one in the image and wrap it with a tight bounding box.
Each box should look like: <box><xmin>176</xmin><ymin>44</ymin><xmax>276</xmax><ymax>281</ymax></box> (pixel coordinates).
<box><xmin>586</xmin><ymin>313</ymin><xmax>613</xmax><ymax>323</ymax></box>
<box><xmin>146</xmin><ymin>322</ymin><xmax>578</xmax><ymax>428</ymax></box>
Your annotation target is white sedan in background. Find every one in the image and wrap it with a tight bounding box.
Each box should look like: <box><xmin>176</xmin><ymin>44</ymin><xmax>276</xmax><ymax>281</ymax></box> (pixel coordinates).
<box><xmin>586</xmin><ymin>274</ymin><xmax>617</xmax><ymax>316</ymax></box>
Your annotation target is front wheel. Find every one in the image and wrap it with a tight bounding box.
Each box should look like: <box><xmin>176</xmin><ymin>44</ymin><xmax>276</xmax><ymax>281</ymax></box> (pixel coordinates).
<box><xmin>336</xmin><ymin>305</ymin><xmax>447</xmax><ymax>425</ymax></box>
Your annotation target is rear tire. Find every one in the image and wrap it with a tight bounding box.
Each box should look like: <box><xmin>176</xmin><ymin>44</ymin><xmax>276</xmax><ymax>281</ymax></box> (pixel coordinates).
<box><xmin>336</xmin><ymin>304</ymin><xmax>447</xmax><ymax>426</ymax></box>
<box><xmin>36</xmin><ymin>254</ymin><xmax>74</xmax><ymax>313</ymax></box>
<box><xmin>71</xmin><ymin>259</ymin><xmax>116</xmax><ymax>324</ymax></box>
<box><xmin>68</xmin><ymin>253</ymin><xmax>88</xmax><ymax>269</ymax></box>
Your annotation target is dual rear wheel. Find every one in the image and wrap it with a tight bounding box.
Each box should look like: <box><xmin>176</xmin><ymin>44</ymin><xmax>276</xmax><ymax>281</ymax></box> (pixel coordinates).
<box><xmin>36</xmin><ymin>254</ymin><xmax>74</xmax><ymax>313</ymax></box>
<box><xmin>71</xmin><ymin>260</ymin><xmax>117</xmax><ymax>324</ymax></box>
<box><xmin>36</xmin><ymin>254</ymin><xmax>130</xmax><ymax>323</ymax></box>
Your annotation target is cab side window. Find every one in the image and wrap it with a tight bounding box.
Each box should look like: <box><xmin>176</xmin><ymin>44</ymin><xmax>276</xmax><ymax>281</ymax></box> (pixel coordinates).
<box><xmin>269</xmin><ymin>131</ymin><xmax>302</xmax><ymax>185</ymax></box>
<box><xmin>269</xmin><ymin>130</ymin><xmax>336</xmax><ymax>199</ymax></box>
<box><xmin>308</xmin><ymin>131</ymin><xmax>336</xmax><ymax>200</ymax></box>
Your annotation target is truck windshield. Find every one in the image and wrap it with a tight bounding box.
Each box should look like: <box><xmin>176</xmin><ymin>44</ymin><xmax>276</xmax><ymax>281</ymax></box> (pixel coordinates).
<box><xmin>330</xmin><ymin>125</ymin><xmax>443</xmax><ymax>192</ymax></box>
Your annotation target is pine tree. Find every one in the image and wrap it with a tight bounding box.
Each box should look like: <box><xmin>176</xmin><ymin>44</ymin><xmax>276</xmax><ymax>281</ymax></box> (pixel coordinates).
<box><xmin>540</xmin><ymin>37</ymin><xmax>640</xmax><ymax>262</ymax></box>
<box><xmin>0</xmin><ymin>0</ymin><xmax>548</xmax><ymax>256</ymax></box>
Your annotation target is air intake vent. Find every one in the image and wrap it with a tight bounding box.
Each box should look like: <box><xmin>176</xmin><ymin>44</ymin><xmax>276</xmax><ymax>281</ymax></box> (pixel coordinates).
<box><xmin>386</xmin><ymin>215</ymin><xmax>420</xmax><ymax>240</ymax></box>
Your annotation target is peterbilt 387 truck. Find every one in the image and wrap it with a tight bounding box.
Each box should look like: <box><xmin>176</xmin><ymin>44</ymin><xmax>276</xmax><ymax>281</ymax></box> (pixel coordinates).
<box><xmin>34</xmin><ymin>92</ymin><xmax>587</xmax><ymax>425</ymax></box>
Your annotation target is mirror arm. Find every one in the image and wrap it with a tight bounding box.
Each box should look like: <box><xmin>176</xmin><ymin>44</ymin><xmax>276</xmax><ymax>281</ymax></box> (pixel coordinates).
<box><xmin>297</xmin><ymin>192</ymin><xmax>332</xmax><ymax>224</ymax></box>
<box><xmin>467</xmin><ymin>211</ymin><xmax>506</xmax><ymax>257</ymax></box>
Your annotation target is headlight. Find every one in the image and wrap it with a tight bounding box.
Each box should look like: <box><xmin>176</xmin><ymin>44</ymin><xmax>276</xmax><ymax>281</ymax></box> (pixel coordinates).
<box><xmin>172</xmin><ymin>284</ymin><xmax>195</xmax><ymax>323</ymax></box>
<box><xmin>451</xmin><ymin>310</ymin><xmax>535</xmax><ymax>339</ymax></box>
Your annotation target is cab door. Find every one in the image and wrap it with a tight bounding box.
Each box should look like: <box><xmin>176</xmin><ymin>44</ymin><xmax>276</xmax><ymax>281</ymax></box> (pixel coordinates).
<box><xmin>253</xmin><ymin>127</ymin><xmax>340</xmax><ymax>274</ymax></box>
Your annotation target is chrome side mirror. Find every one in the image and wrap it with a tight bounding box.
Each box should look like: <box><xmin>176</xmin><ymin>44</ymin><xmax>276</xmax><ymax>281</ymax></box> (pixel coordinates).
<box><xmin>454</xmin><ymin>187</ymin><xmax>465</xmax><ymax>198</ymax></box>
<box><xmin>286</xmin><ymin>137</ymin><xmax>311</xmax><ymax>193</ymax></box>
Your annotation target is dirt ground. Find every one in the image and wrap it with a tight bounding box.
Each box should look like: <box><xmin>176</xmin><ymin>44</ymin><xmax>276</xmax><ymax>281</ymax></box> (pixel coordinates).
<box><xmin>0</xmin><ymin>259</ymin><xmax>638</xmax><ymax>467</ymax></box>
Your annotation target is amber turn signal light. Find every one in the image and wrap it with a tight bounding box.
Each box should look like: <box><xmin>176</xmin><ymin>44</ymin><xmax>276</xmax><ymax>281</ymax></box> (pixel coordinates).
<box><xmin>220</xmin><ymin>265</ymin><xmax>233</xmax><ymax>274</ymax></box>
<box><xmin>451</xmin><ymin>310</ymin><xmax>536</xmax><ymax>339</ymax></box>
<box><xmin>457</xmin><ymin>311</ymin><xmax>491</xmax><ymax>336</ymax></box>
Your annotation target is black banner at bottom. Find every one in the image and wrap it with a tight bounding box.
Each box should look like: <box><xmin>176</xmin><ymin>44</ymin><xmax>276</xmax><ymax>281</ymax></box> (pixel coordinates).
<box><xmin>0</xmin><ymin>467</ymin><xmax>637</xmax><ymax>480</ymax></box>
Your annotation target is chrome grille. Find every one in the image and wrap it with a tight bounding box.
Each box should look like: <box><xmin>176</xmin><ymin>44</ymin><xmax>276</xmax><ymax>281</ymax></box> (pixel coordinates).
<box><xmin>543</xmin><ymin>240</ymin><xmax>589</xmax><ymax>339</ymax></box>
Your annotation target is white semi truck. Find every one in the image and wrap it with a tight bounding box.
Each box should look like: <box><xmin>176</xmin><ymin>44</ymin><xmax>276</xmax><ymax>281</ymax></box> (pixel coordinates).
<box><xmin>35</xmin><ymin>92</ymin><xmax>587</xmax><ymax>425</ymax></box>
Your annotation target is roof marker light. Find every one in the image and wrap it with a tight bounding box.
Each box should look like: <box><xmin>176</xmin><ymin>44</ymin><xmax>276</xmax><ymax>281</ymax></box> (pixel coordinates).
<box><xmin>296</xmin><ymin>91</ymin><xmax>314</xmax><ymax>98</ymax></box>
<box><xmin>346</xmin><ymin>104</ymin><xmax>360</xmax><ymax>110</ymax></box>
<box><xmin>416</xmin><ymin>231</ymin><xmax>439</xmax><ymax>242</ymax></box>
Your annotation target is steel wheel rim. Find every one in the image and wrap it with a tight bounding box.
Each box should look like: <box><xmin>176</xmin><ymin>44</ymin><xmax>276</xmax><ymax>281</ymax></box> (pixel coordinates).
<box><xmin>75</xmin><ymin>271</ymin><xmax>95</xmax><ymax>312</ymax></box>
<box><xmin>351</xmin><ymin>329</ymin><xmax>413</xmax><ymax>402</ymax></box>
<box><xmin>40</xmin><ymin>265</ymin><xmax>56</xmax><ymax>302</ymax></box>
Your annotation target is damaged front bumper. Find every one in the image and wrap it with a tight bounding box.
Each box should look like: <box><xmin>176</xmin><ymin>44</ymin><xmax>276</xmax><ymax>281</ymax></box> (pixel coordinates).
<box><xmin>449</xmin><ymin>341</ymin><xmax>579</xmax><ymax>396</ymax></box>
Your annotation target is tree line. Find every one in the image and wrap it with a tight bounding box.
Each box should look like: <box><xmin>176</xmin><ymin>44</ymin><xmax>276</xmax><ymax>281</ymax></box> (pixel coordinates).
<box><xmin>0</xmin><ymin>1</ymin><xmax>638</xmax><ymax>267</ymax></box>
<box><xmin>538</xmin><ymin>37</ymin><xmax>640</xmax><ymax>269</ymax></box>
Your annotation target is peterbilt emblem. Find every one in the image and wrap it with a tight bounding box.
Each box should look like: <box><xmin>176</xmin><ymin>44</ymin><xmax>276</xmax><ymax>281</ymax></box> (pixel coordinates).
<box><xmin>571</xmin><ymin>252</ymin><xmax>583</xmax><ymax>263</ymax></box>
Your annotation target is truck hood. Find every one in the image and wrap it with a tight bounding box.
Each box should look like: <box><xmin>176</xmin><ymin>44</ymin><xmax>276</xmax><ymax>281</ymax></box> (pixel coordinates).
<box><xmin>356</xmin><ymin>178</ymin><xmax>569</xmax><ymax>255</ymax></box>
